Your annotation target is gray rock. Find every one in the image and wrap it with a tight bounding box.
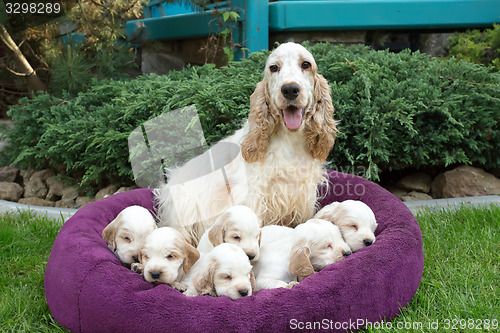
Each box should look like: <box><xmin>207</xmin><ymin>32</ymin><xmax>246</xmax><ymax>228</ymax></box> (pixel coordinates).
<box><xmin>114</xmin><ymin>186</ymin><xmax>139</xmax><ymax>195</ymax></box>
<box><xmin>0</xmin><ymin>166</ymin><xmax>19</xmax><ymax>182</ymax></box>
<box><xmin>0</xmin><ymin>182</ymin><xmax>23</xmax><ymax>201</ymax></box>
<box><xmin>62</xmin><ymin>187</ymin><xmax>78</xmax><ymax>200</ymax></box>
<box><xmin>46</xmin><ymin>176</ymin><xmax>66</xmax><ymax>201</ymax></box>
<box><xmin>75</xmin><ymin>196</ymin><xmax>94</xmax><ymax>209</ymax></box>
<box><xmin>31</xmin><ymin>169</ymin><xmax>56</xmax><ymax>182</ymax></box>
<box><xmin>24</xmin><ymin>177</ymin><xmax>48</xmax><ymax>199</ymax></box>
<box><xmin>18</xmin><ymin>197</ymin><xmax>56</xmax><ymax>207</ymax></box>
<box><xmin>396</xmin><ymin>172</ymin><xmax>432</xmax><ymax>193</ymax></box>
<box><xmin>402</xmin><ymin>191</ymin><xmax>433</xmax><ymax>202</ymax></box>
<box><xmin>19</xmin><ymin>168</ymin><xmax>35</xmax><ymax>187</ymax></box>
<box><xmin>432</xmin><ymin>165</ymin><xmax>500</xmax><ymax>198</ymax></box>
<box><xmin>385</xmin><ymin>185</ymin><xmax>408</xmax><ymax>200</ymax></box>
<box><xmin>55</xmin><ymin>198</ymin><xmax>76</xmax><ymax>208</ymax></box>
<box><xmin>95</xmin><ymin>184</ymin><xmax>119</xmax><ymax>201</ymax></box>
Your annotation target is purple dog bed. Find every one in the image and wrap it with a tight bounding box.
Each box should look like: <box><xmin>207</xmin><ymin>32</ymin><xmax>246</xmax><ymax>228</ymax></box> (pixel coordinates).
<box><xmin>45</xmin><ymin>171</ymin><xmax>423</xmax><ymax>333</ymax></box>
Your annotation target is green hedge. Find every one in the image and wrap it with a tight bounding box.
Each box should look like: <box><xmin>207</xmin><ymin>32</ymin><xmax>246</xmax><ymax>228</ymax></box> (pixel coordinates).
<box><xmin>2</xmin><ymin>44</ymin><xmax>499</xmax><ymax>190</ymax></box>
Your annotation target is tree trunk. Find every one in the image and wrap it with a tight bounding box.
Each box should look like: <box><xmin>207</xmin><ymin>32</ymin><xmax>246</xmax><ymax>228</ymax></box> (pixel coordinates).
<box><xmin>0</xmin><ymin>23</ymin><xmax>46</xmax><ymax>92</ymax></box>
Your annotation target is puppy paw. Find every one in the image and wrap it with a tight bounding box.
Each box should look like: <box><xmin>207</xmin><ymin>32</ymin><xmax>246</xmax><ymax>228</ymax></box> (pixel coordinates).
<box><xmin>183</xmin><ymin>290</ymin><xmax>198</xmax><ymax>297</ymax></box>
<box><xmin>286</xmin><ymin>281</ymin><xmax>299</xmax><ymax>289</ymax></box>
<box><xmin>170</xmin><ymin>282</ymin><xmax>187</xmax><ymax>293</ymax></box>
<box><xmin>131</xmin><ymin>263</ymin><xmax>143</xmax><ymax>275</ymax></box>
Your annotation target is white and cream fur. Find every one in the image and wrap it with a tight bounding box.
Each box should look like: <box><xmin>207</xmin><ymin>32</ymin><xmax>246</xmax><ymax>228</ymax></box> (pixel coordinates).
<box><xmin>133</xmin><ymin>227</ymin><xmax>200</xmax><ymax>290</ymax></box>
<box><xmin>102</xmin><ymin>205</ymin><xmax>157</xmax><ymax>265</ymax></box>
<box><xmin>252</xmin><ymin>219</ymin><xmax>351</xmax><ymax>291</ymax></box>
<box><xmin>182</xmin><ymin>243</ymin><xmax>255</xmax><ymax>300</ymax></box>
<box><xmin>155</xmin><ymin>42</ymin><xmax>338</xmax><ymax>246</ymax></box>
<box><xmin>197</xmin><ymin>205</ymin><xmax>261</xmax><ymax>263</ymax></box>
<box><xmin>314</xmin><ymin>200</ymin><xmax>378</xmax><ymax>252</ymax></box>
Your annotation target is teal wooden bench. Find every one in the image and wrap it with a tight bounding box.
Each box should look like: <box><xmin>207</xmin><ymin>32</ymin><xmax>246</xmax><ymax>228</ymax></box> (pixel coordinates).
<box><xmin>126</xmin><ymin>0</ymin><xmax>500</xmax><ymax>56</ymax></box>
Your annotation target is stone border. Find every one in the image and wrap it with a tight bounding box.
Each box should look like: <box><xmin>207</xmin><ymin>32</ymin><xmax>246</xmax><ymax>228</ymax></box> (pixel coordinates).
<box><xmin>0</xmin><ymin>199</ymin><xmax>77</xmax><ymax>222</ymax></box>
<box><xmin>404</xmin><ymin>195</ymin><xmax>500</xmax><ymax>215</ymax></box>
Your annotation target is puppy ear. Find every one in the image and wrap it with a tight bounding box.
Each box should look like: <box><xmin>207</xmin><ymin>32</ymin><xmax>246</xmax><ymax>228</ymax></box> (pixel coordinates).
<box><xmin>250</xmin><ymin>270</ymin><xmax>256</xmax><ymax>291</ymax></box>
<box><xmin>208</xmin><ymin>214</ymin><xmax>228</xmax><ymax>247</ymax></box>
<box><xmin>314</xmin><ymin>202</ymin><xmax>341</xmax><ymax>221</ymax></box>
<box><xmin>182</xmin><ymin>242</ymin><xmax>200</xmax><ymax>274</ymax></box>
<box><xmin>241</xmin><ymin>79</ymin><xmax>278</xmax><ymax>163</ymax></box>
<box><xmin>102</xmin><ymin>214</ymin><xmax>123</xmax><ymax>251</ymax></box>
<box><xmin>304</xmin><ymin>73</ymin><xmax>338</xmax><ymax>162</ymax></box>
<box><xmin>192</xmin><ymin>258</ymin><xmax>217</xmax><ymax>296</ymax></box>
<box><xmin>289</xmin><ymin>240</ymin><xmax>315</xmax><ymax>279</ymax></box>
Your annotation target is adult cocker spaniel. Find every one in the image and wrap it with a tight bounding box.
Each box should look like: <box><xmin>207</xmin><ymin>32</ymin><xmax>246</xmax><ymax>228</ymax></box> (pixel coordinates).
<box><xmin>156</xmin><ymin>42</ymin><xmax>338</xmax><ymax>245</ymax></box>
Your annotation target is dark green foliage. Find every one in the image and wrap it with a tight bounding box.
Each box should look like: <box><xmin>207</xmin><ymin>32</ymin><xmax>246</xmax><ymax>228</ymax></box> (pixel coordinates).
<box><xmin>2</xmin><ymin>44</ymin><xmax>499</xmax><ymax>190</ymax></box>
<box><xmin>448</xmin><ymin>24</ymin><xmax>500</xmax><ymax>71</ymax></box>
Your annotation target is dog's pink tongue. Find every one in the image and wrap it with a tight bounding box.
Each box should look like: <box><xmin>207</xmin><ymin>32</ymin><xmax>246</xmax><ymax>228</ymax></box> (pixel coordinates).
<box><xmin>283</xmin><ymin>107</ymin><xmax>303</xmax><ymax>130</ymax></box>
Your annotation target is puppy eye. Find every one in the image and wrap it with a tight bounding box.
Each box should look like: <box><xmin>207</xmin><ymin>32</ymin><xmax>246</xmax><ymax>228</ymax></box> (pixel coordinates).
<box><xmin>350</xmin><ymin>225</ymin><xmax>358</xmax><ymax>232</ymax></box>
<box><xmin>123</xmin><ymin>236</ymin><xmax>131</xmax><ymax>243</ymax></box>
<box><xmin>233</xmin><ymin>236</ymin><xmax>240</xmax><ymax>241</ymax></box>
<box><xmin>301</xmin><ymin>61</ymin><xmax>311</xmax><ymax>70</ymax></box>
<box><xmin>166</xmin><ymin>254</ymin><xmax>174</xmax><ymax>259</ymax></box>
<box><xmin>223</xmin><ymin>274</ymin><xmax>232</xmax><ymax>280</ymax></box>
<box><xmin>269</xmin><ymin>64</ymin><xmax>279</xmax><ymax>73</ymax></box>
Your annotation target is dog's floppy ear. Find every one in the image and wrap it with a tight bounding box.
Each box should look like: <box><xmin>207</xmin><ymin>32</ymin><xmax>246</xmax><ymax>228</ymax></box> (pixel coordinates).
<box><xmin>304</xmin><ymin>73</ymin><xmax>338</xmax><ymax>162</ymax></box>
<box><xmin>182</xmin><ymin>242</ymin><xmax>200</xmax><ymax>274</ymax></box>
<box><xmin>208</xmin><ymin>211</ymin><xmax>231</xmax><ymax>247</ymax></box>
<box><xmin>317</xmin><ymin>204</ymin><xmax>351</xmax><ymax>228</ymax></box>
<box><xmin>192</xmin><ymin>258</ymin><xmax>217</xmax><ymax>296</ymax></box>
<box><xmin>241</xmin><ymin>79</ymin><xmax>278</xmax><ymax>163</ymax></box>
<box><xmin>289</xmin><ymin>240</ymin><xmax>315</xmax><ymax>279</ymax></box>
<box><xmin>250</xmin><ymin>270</ymin><xmax>256</xmax><ymax>291</ymax></box>
<box><xmin>102</xmin><ymin>213</ymin><xmax>123</xmax><ymax>251</ymax></box>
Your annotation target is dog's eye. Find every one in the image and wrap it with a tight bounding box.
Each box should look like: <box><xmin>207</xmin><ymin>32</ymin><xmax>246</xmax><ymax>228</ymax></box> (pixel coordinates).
<box><xmin>223</xmin><ymin>274</ymin><xmax>232</xmax><ymax>280</ymax></box>
<box><xmin>123</xmin><ymin>236</ymin><xmax>132</xmax><ymax>243</ymax></box>
<box><xmin>233</xmin><ymin>235</ymin><xmax>240</xmax><ymax>241</ymax></box>
<box><xmin>166</xmin><ymin>254</ymin><xmax>174</xmax><ymax>259</ymax></box>
<box><xmin>269</xmin><ymin>64</ymin><xmax>279</xmax><ymax>73</ymax></box>
<box><xmin>350</xmin><ymin>225</ymin><xmax>358</xmax><ymax>232</ymax></box>
<box><xmin>301</xmin><ymin>61</ymin><xmax>311</xmax><ymax>70</ymax></box>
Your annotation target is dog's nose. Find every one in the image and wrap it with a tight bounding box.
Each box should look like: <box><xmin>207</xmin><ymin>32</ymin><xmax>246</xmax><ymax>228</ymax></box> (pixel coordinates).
<box><xmin>132</xmin><ymin>255</ymin><xmax>139</xmax><ymax>263</ymax></box>
<box><xmin>342</xmin><ymin>251</ymin><xmax>352</xmax><ymax>257</ymax></box>
<box><xmin>247</xmin><ymin>254</ymin><xmax>256</xmax><ymax>261</ymax></box>
<box><xmin>150</xmin><ymin>271</ymin><xmax>161</xmax><ymax>280</ymax></box>
<box><xmin>238</xmin><ymin>289</ymin><xmax>249</xmax><ymax>297</ymax></box>
<box><xmin>281</xmin><ymin>83</ymin><xmax>300</xmax><ymax>100</ymax></box>
<box><xmin>364</xmin><ymin>239</ymin><xmax>373</xmax><ymax>246</ymax></box>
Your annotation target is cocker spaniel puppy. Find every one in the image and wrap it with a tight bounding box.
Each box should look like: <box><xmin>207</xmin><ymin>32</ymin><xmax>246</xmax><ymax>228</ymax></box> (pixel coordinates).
<box><xmin>102</xmin><ymin>205</ymin><xmax>157</xmax><ymax>265</ymax></box>
<box><xmin>182</xmin><ymin>243</ymin><xmax>255</xmax><ymax>300</ymax></box>
<box><xmin>156</xmin><ymin>42</ymin><xmax>338</xmax><ymax>246</ymax></box>
<box><xmin>132</xmin><ymin>227</ymin><xmax>200</xmax><ymax>291</ymax></box>
<box><xmin>253</xmin><ymin>219</ymin><xmax>351</xmax><ymax>291</ymax></box>
<box><xmin>314</xmin><ymin>200</ymin><xmax>378</xmax><ymax>252</ymax></box>
<box><xmin>197</xmin><ymin>205</ymin><xmax>261</xmax><ymax>263</ymax></box>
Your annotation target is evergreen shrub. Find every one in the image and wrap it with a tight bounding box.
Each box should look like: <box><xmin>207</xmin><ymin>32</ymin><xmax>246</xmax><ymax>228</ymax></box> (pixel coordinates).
<box><xmin>2</xmin><ymin>44</ymin><xmax>499</xmax><ymax>190</ymax></box>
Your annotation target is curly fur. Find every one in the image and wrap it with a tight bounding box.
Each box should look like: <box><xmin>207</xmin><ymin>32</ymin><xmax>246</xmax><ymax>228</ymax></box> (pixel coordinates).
<box><xmin>156</xmin><ymin>42</ymin><xmax>338</xmax><ymax>245</ymax></box>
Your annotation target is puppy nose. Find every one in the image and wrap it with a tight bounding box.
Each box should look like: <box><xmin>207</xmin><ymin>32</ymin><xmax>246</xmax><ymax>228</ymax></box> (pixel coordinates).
<box><xmin>150</xmin><ymin>271</ymin><xmax>161</xmax><ymax>280</ymax></box>
<box><xmin>342</xmin><ymin>251</ymin><xmax>352</xmax><ymax>257</ymax></box>
<box><xmin>364</xmin><ymin>239</ymin><xmax>373</xmax><ymax>246</ymax></box>
<box><xmin>247</xmin><ymin>254</ymin><xmax>256</xmax><ymax>261</ymax></box>
<box><xmin>238</xmin><ymin>289</ymin><xmax>249</xmax><ymax>297</ymax></box>
<box><xmin>281</xmin><ymin>83</ymin><xmax>300</xmax><ymax>100</ymax></box>
<box><xmin>132</xmin><ymin>255</ymin><xmax>139</xmax><ymax>263</ymax></box>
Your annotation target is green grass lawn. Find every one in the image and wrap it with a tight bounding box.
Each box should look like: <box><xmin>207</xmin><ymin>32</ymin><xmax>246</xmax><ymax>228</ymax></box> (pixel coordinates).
<box><xmin>0</xmin><ymin>204</ymin><xmax>498</xmax><ymax>332</ymax></box>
